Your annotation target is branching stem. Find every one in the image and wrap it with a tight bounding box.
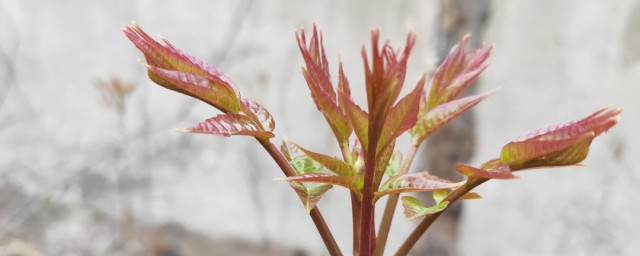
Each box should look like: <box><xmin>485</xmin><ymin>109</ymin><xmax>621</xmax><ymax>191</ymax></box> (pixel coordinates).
<box><xmin>257</xmin><ymin>138</ymin><xmax>343</xmax><ymax>256</ymax></box>
<box><xmin>394</xmin><ymin>177</ymin><xmax>488</xmax><ymax>255</ymax></box>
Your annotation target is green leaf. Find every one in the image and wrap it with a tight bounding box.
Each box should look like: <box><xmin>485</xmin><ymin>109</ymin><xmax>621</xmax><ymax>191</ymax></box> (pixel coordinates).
<box><xmin>401</xmin><ymin>196</ymin><xmax>449</xmax><ymax>220</ymax></box>
<box><xmin>376</xmin><ymin>73</ymin><xmax>426</xmax><ymax>154</ymax></box>
<box><xmin>433</xmin><ymin>189</ymin><xmax>449</xmax><ymax>204</ymax></box>
<box><xmin>455</xmin><ymin>158</ymin><xmax>517</xmax><ymax>179</ymax></box>
<box><xmin>294</xmin><ymin>143</ymin><xmax>356</xmax><ymax>176</ymax></box>
<box><xmin>280</xmin><ymin>138</ymin><xmax>323</xmax><ymax>175</ymax></box>
<box><xmin>290</xmin><ymin>182</ymin><xmax>333</xmax><ymax>213</ymax></box>
<box><xmin>385</xmin><ymin>151</ymin><xmax>403</xmax><ymax>177</ymax></box>
<box><xmin>276</xmin><ymin>173</ymin><xmax>363</xmax><ymax>199</ymax></box>
<box><xmin>412</xmin><ymin>88</ymin><xmax>497</xmax><ymax>145</ymax></box>
<box><xmin>375</xmin><ymin>172</ymin><xmax>463</xmax><ymax>200</ymax></box>
<box><xmin>374</xmin><ymin>141</ymin><xmax>396</xmax><ymax>190</ymax></box>
<box><xmin>177</xmin><ymin>113</ymin><xmax>274</xmax><ymax>139</ymax></box>
<box><xmin>241</xmin><ymin>99</ymin><xmax>275</xmax><ymax>132</ymax></box>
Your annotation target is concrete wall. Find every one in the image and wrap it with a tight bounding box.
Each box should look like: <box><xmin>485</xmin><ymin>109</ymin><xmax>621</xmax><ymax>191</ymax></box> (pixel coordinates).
<box><xmin>0</xmin><ymin>0</ymin><xmax>637</xmax><ymax>255</ymax></box>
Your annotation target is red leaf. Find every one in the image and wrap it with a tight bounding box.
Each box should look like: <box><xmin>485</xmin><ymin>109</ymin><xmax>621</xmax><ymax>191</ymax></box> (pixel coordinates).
<box><xmin>425</xmin><ymin>35</ymin><xmax>493</xmax><ymax>111</ymax></box>
<box><xmin>341</xmin><ymin>90</ymin><xmax>369</xmax><ymax>150</ymax></box>
<box><xmin>455</xmin><ymin>158</ymin><xmax>517</xmax><ymax>179</ymax></box>
<box><xmin>376</xmin><ymin>73</ymin><xmax>426</xmax><ymax>154</ymax></box>
<box><xmin>412</xmin><ymin>88</ymin><xmax>497</xmax><ymax>145</ymax></box>
<box><xmin>375</xmin><ymin>172</ymin><xmax>463</xmax><ymax>200</ymax></box>
<box><xmin>501</xmin><ymin>107</ymin><xmax>621</xmax><ymax>170</ymax></box>
<box><xmin>241</xmin><ymin>99</ymin><xmax>275</xmax><ymax>132</ymax></box>
<box><xmin>145</xmin><ymin>65</ymin><xmax>242</xmax><ymax>113</ymax></box>
<box><xmin>124</xmin><ymin>23</ymin><xmax>241</xmax><ymax>112</ymax></box>
<box><xmin>362</xmin><ymin>31</ymin><xmax>416</xmax><ymax>143</ymax></box>
<box><xmin>178</xmin><ymin>113</ymin><xmax>274</xmax><ymax>139</ymax></box>
<box><xmin>296</xmin><ymin>27</ymin><xmax>352</xmax><ymax>144</ymax></box>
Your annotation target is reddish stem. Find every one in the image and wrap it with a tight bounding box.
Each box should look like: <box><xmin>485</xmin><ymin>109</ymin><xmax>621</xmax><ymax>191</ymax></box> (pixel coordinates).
<box><xmin>359</xmin><ymin>142</ymin><xmax>378</xmax><ymax>256</ymax></box>
<box><xmin>394</xmin><ymin>177</ymin><xmax>488</xmax><ymax>255</ymax></box>
<box><xmin>257</xmin><ymin>138</ymin><xmax>343</xmax><ymax>256</ymax></box>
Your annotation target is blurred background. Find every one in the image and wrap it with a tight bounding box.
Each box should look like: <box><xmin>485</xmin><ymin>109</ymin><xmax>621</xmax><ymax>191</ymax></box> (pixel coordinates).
<box><xmin>0</xmin><ymin>0</ymin><xmax>638</xmax><ymax>255</ymax></box>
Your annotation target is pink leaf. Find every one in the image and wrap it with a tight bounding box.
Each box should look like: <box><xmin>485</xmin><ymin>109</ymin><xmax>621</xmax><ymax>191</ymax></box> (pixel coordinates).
<box><xmin>145</xmin><ymin>66</ymin><xmax>242</xmax><ymax>113</ymax></box>
<box><xmin>178</xmin><ymin>113</ymin><xmax>274</xmax><ymax>139</ymax></box>
<box><xmin>425</xmin><ymin>35</ymin><xmax>493</xmax><ymax>111</ymax></box>
<box><xmin>363</xmin><ymin>31</ymin><xmax>416</xmax><ymax>143</ymax></box>
<box><xmin>341</xmin><ymin>90</ymin><xmax>369</xmax><ymax>150</ymax></box>
<box><xmin>376</xmin><ymin>73</ymin><xmax>426</xmax><ymax>154</ymax></box>
<box><xmin>501</xmin><ymin>107</ymin><xmax>621</xmax><ymax>170</ymax></box>
<box><xmin>375</xmin><ymin>172</ymin><xmax>463</xmax><ymax>200</ymax></box>
<box><xmin>124</xmin><ymin>23</ymin><xmax>241</xmax><ymax>112</ymax></box>
<box><xmin>241</xmin><ymin>99</ymin><xmax>275</xmax><ymax>132</ymax></box>
<box><xmin>296</xmin><ymin>27</ymin><xmax>352</xmax><ymax>144</ymax></box>
<box><xmin>412</xmin><ymin>88</ymin><xmax>497</xmax><ymax>145</ymax></box>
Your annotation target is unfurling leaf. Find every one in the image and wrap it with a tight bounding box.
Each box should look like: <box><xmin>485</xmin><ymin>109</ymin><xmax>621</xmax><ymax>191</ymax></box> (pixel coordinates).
<box><xmin>385</xmin><ymin>151</ymin><xmax>403</xmax><ymax>177</ymax></box>
<box><xmin>281</xmin><ymin>138</ymin><xmax>324</xmax><ymax>175</ymax></box>
<box><xmin>412</xmin><ymin>88</ymin><xmax>497</xmax><ymax>145</ymax></box>
<box><xmin>341</xmin><ymin>90</ymin><xmax>369</xmax><ymax>149</ymax></box>
<box><xmin>361</xmin><ymin>31</ymin><xmax>417</xmax><ymax>157</ymax></box>
<box><xmin>425</xmin><ymin>35</ymin><xmax>493</xmax><ymax>111</ymax></box>
<box><xmin>401</xmin><ymin>196</ymin><xmax>449</xmax><ymax>220</ymax></box>
<box><xmin>276</xmin><ymin>173</ymin><xmax>363</xmax><ymax>199</ymax></box>
<box><xmin>362</xmin><ymin>31</ymin><xmax>416</xmax><ymax>130</ymax></box>
<box><xmin>294</xmin><ymin>143</ymin><xmax>356</xmax><ymax>176</ymax></box>
<box><xmin>177</xmin><ymin>113</ymin><xmax>274</xmax><ymax>139</ymax></box>
<box><xmin>241</xmin><ymin>99</ymin><xmax>275</xmax><ymax>132</ymax></box>
<box><xmin>376</xmin><ymin>73</ymin><xmax>425</xmax><ymax>154</ymax></box>
<box><xmin>290</xmin><ymin>182</ymin><xmax>333</xmax><ymax>213</ymax></box>
<box><xmin>433</xmin><ymin>189</ymin><xmax>449</xmax><ymax>203</ymax></box>
<box><xmin>374</xmin><ymin>141</ymin><xmax>396</xmax><ymax>189</ymax></box>
<box><xmin>455</xmin><ymin>158</ymin><xmax>517</xmax><ymax>179</ymax></box>
<box><xmin>461</xmin><ymin>192</ymin><xmax>482</xmax><ymax>200</ymax></box>
<box><xmin>124</xmin><ymin>23</ymin><xmax>242</xmax><ymax>113</ymax></box>
<box><xmin>297</xmin><ymin>26</ymin><xmax>352</xmax><ymax>144</ymax></box>
<box><xmin>500</xmin><ymin>107</ymin><xmax>622</xmax><ymax>170</ymax></box>
<box><xmin>375</xmin><ymin>172</ymin><xmax>463</xmax><ymax>200</ymax></box>
<box><xmin>434</xmin><ymin>189</ymin><xmax>482</xmax><ymax>203</ymax></box>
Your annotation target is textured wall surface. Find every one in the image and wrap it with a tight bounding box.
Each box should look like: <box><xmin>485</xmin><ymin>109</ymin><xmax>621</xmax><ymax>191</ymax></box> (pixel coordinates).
<box><xmin>0</xmin><ymin>0</ymin><xmax>637</xmax><ymax>255</ymax></box>
<box><xmin>461</xmin><ymin>1</ymin><xmax>640</xmax><ymax>255</ymax></box>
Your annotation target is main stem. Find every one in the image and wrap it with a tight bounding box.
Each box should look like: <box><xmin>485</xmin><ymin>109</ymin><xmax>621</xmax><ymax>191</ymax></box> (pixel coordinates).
<box><xmin>373</xmin><ymin>144</ymin><xmax>419</xmax><ymax>256</ymax></box>
<box><xmin>257</xmin><ymin>138</ymin><xmax>343</xmax><ymax>256</ymax></box>
<box><xmin>360</xmin><ymin>136</ymin><xmax>380</xmax><ymax>256</ymax></box>
<box><xmin>394</xmin><ymin>177</ymin><xmax>488</xmax><ymax>255</ymax></box>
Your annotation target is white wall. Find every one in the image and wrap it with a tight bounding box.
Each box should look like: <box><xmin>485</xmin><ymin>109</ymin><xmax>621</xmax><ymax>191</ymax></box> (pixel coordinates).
<box><xmin>0</xmin><ymin>0</ymin><xmax>637</xmax><ymax>255</ymax></box>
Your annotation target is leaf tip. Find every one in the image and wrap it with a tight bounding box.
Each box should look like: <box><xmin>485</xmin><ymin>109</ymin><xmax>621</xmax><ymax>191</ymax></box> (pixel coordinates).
<box><xmin>173</xmin><ymin>128</ymin><xmax>189</xmax><ymax>133</ymax></box>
